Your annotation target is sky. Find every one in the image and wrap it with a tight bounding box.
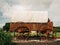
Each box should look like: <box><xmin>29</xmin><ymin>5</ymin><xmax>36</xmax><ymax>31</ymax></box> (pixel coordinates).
<box><xmin>0</xmin><ymin>0</ymin><xmax>60</xmax><ymax>27</ymax></box>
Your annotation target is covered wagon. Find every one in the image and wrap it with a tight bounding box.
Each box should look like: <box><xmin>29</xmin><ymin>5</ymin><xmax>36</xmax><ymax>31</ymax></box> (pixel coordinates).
<box><xmin>4</xmin><ymin>11</ymin><xmax>56</xmax><ymax>40</ymax></box>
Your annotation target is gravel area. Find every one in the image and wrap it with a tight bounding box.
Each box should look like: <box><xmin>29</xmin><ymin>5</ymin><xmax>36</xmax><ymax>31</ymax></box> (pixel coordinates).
<box><xmin>13</xmin><ymin>40</ymin><xmax>59</xmax><ymax>45</ymax></box>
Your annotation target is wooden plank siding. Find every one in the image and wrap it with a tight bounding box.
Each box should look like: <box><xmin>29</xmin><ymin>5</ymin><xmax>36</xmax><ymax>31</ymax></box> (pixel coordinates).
<box><xmin>9</xmin><ymin>22</ymin><xmax>53</xmax><ymax>32</ymax></box>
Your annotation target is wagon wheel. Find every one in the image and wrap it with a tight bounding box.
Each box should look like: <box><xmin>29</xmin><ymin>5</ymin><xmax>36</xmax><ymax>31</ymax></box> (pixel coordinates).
<box><xmin>16</xmin><ymin>33</ymin><xmax>24</xmax><ymax>40</ymax></box>
<box><xmin>18</xmin><ymin>26</ymin><xmax>29</xmax><ymax>40</ymax></box>
<box><xmin>22</xmin><ymin>28</ymin><xmax>28</xmax><ymax>39</ymax></box>
<box><xmin>23</xmin><ymin>32</ymin><xmax>29</xmax><ymax>40</ymax></box>
<box><xmin>46</xmin><ymin>30</ymin><xmax>55</xmax><ymax>40</ymax></box>
<box><xmin>37</xmin><ymin>31</ymin><xmax>41</xmax><ymax>40</ymax></box>
<box><xmin>38</xmin><ymin>30</ymin><xmax>47</xmax><ymax>40</ymax></box>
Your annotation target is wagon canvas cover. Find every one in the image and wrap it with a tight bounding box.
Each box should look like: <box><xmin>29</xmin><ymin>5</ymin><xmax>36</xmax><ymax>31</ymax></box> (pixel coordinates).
<box><xmin>11</xmin><ymin>11</ymin><xmax>48</xmax><ymax>23</ymax></box>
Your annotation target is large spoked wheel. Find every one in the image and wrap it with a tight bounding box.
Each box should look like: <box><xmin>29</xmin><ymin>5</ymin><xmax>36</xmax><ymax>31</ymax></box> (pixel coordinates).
<box><xmin>46</xmin><ymin>30</ymin><xmax>56</xmax><ymax>40</ymax></box>
<box><xmin>38</xmin><ymin>30</ymin><xmax>47</xmax><ymax>40</ymax></box>
<box><xmin>16</xmin><ymin>26</ymin><xmax>29</xmax><ymax>40</ymax></box>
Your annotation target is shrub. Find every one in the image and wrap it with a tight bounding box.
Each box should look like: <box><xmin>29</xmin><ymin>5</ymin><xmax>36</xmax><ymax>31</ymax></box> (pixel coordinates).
<box><xmin>0</xmin><ymin>31</ymin><xmax>13</xmax><ymax>45</ymax></box>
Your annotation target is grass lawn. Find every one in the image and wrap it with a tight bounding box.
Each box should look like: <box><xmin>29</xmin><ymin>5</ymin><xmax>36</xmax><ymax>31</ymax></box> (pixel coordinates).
<box><xmin>56</xmin><ymin>32</ymin><xmax>60</xmax><ymax>37</ymax></box>
<box><xmin>10</xmin><ymin>32</ymin><xmax>60</xmax><ymax>37</ymax></box>
<box><xmin>10</xmin><ymin>32</ymin><xmax>19</xmax><ymax>37</ymax></box>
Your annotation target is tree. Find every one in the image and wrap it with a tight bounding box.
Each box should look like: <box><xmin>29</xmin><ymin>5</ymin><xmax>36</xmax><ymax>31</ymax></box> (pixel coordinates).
<box><xmin>0</xmin><ymin>28</ymin><xmax>3</xmax><ymax>32</ymax></box>
<box><xmin>3</xmin><ymin>23</ymin><xmax>10</xmax><ymax>32</ymax></box>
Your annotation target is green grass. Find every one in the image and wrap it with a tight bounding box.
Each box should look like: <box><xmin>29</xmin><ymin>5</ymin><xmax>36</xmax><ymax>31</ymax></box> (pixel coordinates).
<box><xmin>10</xmin><ymin>32</ymin><xmax>19</xmax><ymax>37</ymax></box>
<box><xmin>4</xmin><ymin>32</ymin><xmax>60</xmax><ymax>38</ymax></box>
<box><xmin>10</xmin><ymin>32</ymin><xmax>15</xmax><ymax>37</ymax></box>
<box><xmin>56</xmin><ymin>32</ymin><xmax>60</xmax><ymax>37</ymax></box>
<box><xmin>54</xmin><ymin>27</ymin><xmax>60</xmax><ymax>32</ymax></box>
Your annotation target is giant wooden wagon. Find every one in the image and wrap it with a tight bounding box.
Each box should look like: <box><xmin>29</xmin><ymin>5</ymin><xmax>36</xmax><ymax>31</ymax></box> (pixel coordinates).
<box><xmin>4</xmin><ymin>11</ymin><xmax>56</xmax><ymax>40</ymax></box>
<box><xmin>7</xmin><ymin>19</ymin><xmax>55</xmax><ymax>40</ymax></box>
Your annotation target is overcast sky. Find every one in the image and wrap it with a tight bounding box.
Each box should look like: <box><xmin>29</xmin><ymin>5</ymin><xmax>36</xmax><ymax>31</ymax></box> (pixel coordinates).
<box><xmin>0</xmin><ymin>0</ymin><xmax>60</xmax><ymax>27</ymax></box>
